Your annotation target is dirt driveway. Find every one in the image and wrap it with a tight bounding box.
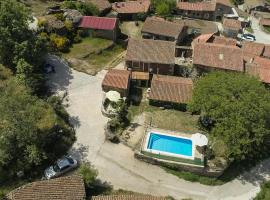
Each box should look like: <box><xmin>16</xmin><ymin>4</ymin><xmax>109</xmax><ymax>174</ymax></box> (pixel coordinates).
<box><xmin>47</xmin><ymin>55</ymin><xmax>268</xmax><ymax>200</ymax></box>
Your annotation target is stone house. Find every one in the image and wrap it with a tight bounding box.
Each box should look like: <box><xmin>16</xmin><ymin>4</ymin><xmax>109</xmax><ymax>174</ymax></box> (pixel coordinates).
<box><xmin>141</xmin><ymin>17</ymin><xmax>187</xmax><ymax>44</ymax></box>
<box><xmin>112</xmin><ymin>0</ymin><xmax>151</xmax><ymax>20</ymax></box>
<box><xmin>125</xmin><ymin>39</ymin><xmax>176</xmax><ymax>75</ymax></box>
<box><xmin>86</xmin><ymin>0</ymin><xmax>112</xmax><ymax>16</ymax></box>
<box><xmin>243</xmin><ymin>0</ymin><xmax>270</xmax><ymax>13</ymax></box>
<box><xmin>222</xmin><ymin>18</ymin><xmax>242</xmax><ymax>38</ymax></box>
<box><xmin>79</xmin><ymin>16</ymin><xmax>120</xmax><ymax>41</ymax></box>
<box><xmin>176</xmin><ymin>0</ymin><xmax>233</xmax><ymax>21</ymax></box>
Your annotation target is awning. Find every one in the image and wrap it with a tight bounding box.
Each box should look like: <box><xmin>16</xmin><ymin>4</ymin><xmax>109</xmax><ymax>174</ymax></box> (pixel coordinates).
<box><xmin>131</xmin><ymin>71</ymin><xmax>150</xmax><ymax>80</ymax></box>
<box><xmin>191</xmin><ymin>133</ymin><xmax>208</xmax><ymax>147</ymax></box>
<box><xmin>105</xmin><ymin>91</ymin><xmax>121</xmax><ymax>102</ymax></box>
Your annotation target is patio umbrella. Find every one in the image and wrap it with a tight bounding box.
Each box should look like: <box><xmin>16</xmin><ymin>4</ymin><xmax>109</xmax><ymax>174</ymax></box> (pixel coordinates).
<box><xmin>191</xmin><ymin>133</ymin><xmax>208</xmax><ymax>147</ymax></box>
<box><xmin>105</xmin><ymin>91</ymin><xmax>121</xmax><ymax>102</ymax></box>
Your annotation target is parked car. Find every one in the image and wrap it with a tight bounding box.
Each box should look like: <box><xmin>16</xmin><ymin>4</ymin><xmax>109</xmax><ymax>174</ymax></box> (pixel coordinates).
<box><xmin>241</xmin><ymin>33</ymin><xmax>256</xmax><ymax>41</ymax></box>
<box><xmin>44</xmin><ymin>156</ymin><xmax>78</xmax><ymax>179</ymax></box>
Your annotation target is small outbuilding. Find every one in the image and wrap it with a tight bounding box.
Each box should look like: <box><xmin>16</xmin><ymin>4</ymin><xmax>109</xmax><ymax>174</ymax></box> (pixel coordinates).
<box><xmin>222</xmin><ymin>18</ymin><xmax>242</xmax><ymax>38</ymax></box>
<box><xmin>79</xmin><ymin>16</ymin><xmax>120</xmax><ymax>41</ymax></box>
<box><xmin>102</xmin><ymin>69</ymin><xmax>131</xmax><ymax>97</ymax></box>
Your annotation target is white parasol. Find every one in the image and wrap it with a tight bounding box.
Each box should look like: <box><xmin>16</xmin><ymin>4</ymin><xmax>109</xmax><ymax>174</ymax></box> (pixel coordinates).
<box><xmin>105</xmin><ymin>91</ymin><xmax>121</xmax><ymax>102</ymax></box>
<box><xmin>191</xmin><ymin>133</ymin><xmax>208</xmax><ymax>147</ymax></box>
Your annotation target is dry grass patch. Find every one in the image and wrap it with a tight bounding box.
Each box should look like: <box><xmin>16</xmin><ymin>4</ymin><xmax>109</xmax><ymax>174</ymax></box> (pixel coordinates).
<box><xmin>120</xmin><ymin>21</ymin><xmax>144</xmax><ymax>39</ymax></box>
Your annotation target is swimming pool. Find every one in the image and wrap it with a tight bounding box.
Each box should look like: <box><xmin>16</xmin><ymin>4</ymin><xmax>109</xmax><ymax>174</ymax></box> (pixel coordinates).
<box><xmin>145</xmin><ymin>132</ymin><xmax>194</xmax><ymax>159</ymax></box>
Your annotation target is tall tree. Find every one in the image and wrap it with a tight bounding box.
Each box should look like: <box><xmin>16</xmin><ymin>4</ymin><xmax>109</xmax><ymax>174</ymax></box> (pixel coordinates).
<box><xmin>188</xmin><ymin>72</ymin><xmax>270</xmax><ymax>162</ymax></box>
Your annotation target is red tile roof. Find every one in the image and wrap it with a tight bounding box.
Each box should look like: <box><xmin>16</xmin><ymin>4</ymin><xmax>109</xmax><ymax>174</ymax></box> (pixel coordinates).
<box><xmin>92</xmin><ymin>195</ymin><xmax>167</xmax><ymax>200</ymax></box>
<box><xmin>7</xmin><ymin>175</ymin><xmax>85</xmax><ymax>200</ymax></box>
<box><xmin>193</xmin><ymin>33</ymin><xmax>215</xmax><ymax>43</ymax></box>
<box><xmin>211</xmin><ymin>35</ymin><xmax>237</xmax><ymax>46</ymax></box>
<box><xmin>102</xmin><ymin>69</ymin><xmax>131</xmax><ymax>90</ymax></box>
<box><xmin>263</xmin><ymin>45</ymin><xmax>270</xmax><ymax>58</ymax></box>
<box><xmin>112</xmin><ymin>0</ymin><xmax>151</xmax><ymax>14</ymax></box>
<box><xmin>149</xmin><ymin>75</ymin><xmax>193</xmax><ymax>104</ymax></box>
<box><xmin>260</xmin><ymin>18</ymin><xmax>270</xmax><ymax>26</ymax></box>
<box><xmin>242</xmin><ymin>41</ymin><xmax>265</xmax><ymax>56</ymax></box>
<box><xmin>223</xmin><ymin>18</ymin><xmax>242</xmax><ymax>30</ymax></box>
<box><xmin>246</xmin><ymin>56</ymin><xmax>270</xmax><ymax>83</ymax></box>
<box><xmin>177</xmin><ymin>2</ymin><xmax>216</xmax><ymax>11</ymax></box>
<box><xmin>142</xmin><ymin>17</ymin><xmax>185</xmax><ymax>39</ymax></box>
<box><xmin>126</xmin><ymin>39</ymin><xmax>175</xmax><ymax>64</ymax></box>
<box><xmin>193</xmin><ymin>43</ymin><xmax>244</xmax><ymax>72</ymax></box>
<box><xmin>79</xmin><ymin>16</ymin><xmax>117</xmax><ymax>30</ymax></box>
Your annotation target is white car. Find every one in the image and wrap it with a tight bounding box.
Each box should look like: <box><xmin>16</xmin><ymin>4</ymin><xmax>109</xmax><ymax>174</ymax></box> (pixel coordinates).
<box><xmin>241</xmin><ymin>34</ymin><xmax>256</xmax><ymax>42</ymax></box>
<box><xmin>44</xmin><ymin>156</ymin><xmax>78</xmax><ymax>179</ymax></box>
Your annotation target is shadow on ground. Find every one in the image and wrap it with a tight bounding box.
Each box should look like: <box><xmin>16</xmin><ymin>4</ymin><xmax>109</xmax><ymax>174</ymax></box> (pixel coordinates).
<box><xmin>69</xmin><ymin>143</ymin><xmax>89</xmax><ymax>162</ymax></box>
<box><xmin>46</xmin><ymin>54</ymin><xmax>73</xmax><ymax>92</ymax></box>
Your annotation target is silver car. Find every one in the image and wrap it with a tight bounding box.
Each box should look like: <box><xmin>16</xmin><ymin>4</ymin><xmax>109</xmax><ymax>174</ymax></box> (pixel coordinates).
<box><xmin>44</xmin><ymin>156</ymin><xmax>78</xmax><ymax>179</ymax></box>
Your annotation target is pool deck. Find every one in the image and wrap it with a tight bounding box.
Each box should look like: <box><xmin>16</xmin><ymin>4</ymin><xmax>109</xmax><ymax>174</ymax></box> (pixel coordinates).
<box><xmin>141</xmin><ymin>127</ymin><xmax>204</xmax><ymax>164</ymax></box>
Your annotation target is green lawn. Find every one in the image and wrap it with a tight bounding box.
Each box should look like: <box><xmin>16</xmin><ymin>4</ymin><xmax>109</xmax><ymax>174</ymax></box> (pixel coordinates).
<box><xmin>65</xmin><ymin>37</ymin><xmax>113</xmax><ymax>59</ymax></box>
<box><xmin>128</xmin><ymin>100</ymin><xmax>199</xmax><ymax>133</ymax></box>
<box><xmin>120</xmin><ymin>21</ymin><xmax>144</xmax><ymax>39</ymax></box>
<box><xmin>63</xmin><ymin>37</ymin><xmax>125</xmax><ymax>75</ymax></box>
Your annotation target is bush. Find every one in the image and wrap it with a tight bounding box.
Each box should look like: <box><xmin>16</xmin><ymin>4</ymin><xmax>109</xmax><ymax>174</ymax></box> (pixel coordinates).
<box><xmin>50</xmin><ymin>34</ymin><xmax>70</xmax><ymax>52</ymax></box>
<box><xmin>62</xmin><ymin>1</ymin><xmax>100</xmax><ymax>16</ymax></box>
<box><xmin>152</xmin><ymin>0</ymin><xmax>176</xmax><ymax>16</ymax></box>
<box><xmin>78</xmin><ymin>163</ymin><xmax>98</xmax><ymax>188</ymax></box>
<box><xmin>254</xmin><ymin>181</ymin><xmax>270</xmax><ymax>200</ymax></box>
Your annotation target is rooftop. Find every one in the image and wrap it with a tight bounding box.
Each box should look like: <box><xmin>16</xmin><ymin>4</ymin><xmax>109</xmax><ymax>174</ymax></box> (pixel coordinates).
<box><xmin>193</xmin><ymin>43</ymin><xmax>244</xmax><ymax>72</ymax></box>
<box><xmin>102</xmin><ymin>69</ymin><xmax>131</xmax><ymax>90</ymax></box>
<box><xmin>242</xmin><ymin>41</ymin><xmax>265</xmax><ymax>56</ymax></box>
<box><xmin>246</xmin><ymin>56</ymin><xmax>270</xmax><ymax>83</ymax></box>
<box><xmin>260</xmin><ymin>18</ymin><xmax>270</xmax><ymax>26</ymax></box>
<box><xmin>177</xmin><ymin>1</ymin><xmax>216</xmax><ymax>11</ymax></box>
<box><xmin>223</xmin><ymin>18</ymin><xmax>242</xmax><ymax>30</ymax></box>
<box><xmin>79</xmin><ymin>16</ymin><xmax>117</xmax><ymax>30</ymax></box>
<box><xmin>112</xmin><ymin>0</ymin><xmax>151</xmax><ymax>14</ymax></box>
<box><xmin>7</xmin><ymin>175</ymin><xmax>85</xmax><ymax>200</ymax></box>
<box><xmin>149</xmin><ymin>75</ymin><xmax>193</xmax><ymax>104</ymax></box>
<box><xmin>142</xmin><ymin>17</ymin><xmax>185</xmax><ymax>39</ymax></box>
<box><xmin>126</xmin><ymin>39</ymin><xmax>175</xmax><ymax>64</ymax></box>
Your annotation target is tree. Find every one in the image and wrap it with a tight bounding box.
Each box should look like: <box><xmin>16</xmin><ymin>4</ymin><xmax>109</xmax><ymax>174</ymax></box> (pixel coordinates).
<box><xmin>188</xmin><ymin>72</ymin><xmax>270</xmax><ymax>162</ymax></box>
<box><xmin>0</xmin><ymin>0</ymin><xmax>47</xmax><ymax>93</ymax></box>
<box><xmin>254</xmin><ymin>181</ymin><xmax>270</xmax><ymax>200</ymax></box>
<box><xmin>0</xmin><ymin>66</ymin><xmax>76</xmax><ymax>181</ymax></box>
<box><xmin>78</xmin><ymin>163</ymin><xmax>98</xmax><ymax>188</ymax></box>
<box><xmin>152</xmin><ymin>0</ymin><xmax>176</xmax><ymax>16</ymax></box>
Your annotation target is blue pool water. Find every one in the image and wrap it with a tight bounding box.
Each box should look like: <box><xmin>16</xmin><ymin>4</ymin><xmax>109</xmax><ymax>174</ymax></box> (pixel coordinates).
<box><xmin>147</xmin><ymin>132</ymin><xmax>192</xmax><ymax>156</ymax></box>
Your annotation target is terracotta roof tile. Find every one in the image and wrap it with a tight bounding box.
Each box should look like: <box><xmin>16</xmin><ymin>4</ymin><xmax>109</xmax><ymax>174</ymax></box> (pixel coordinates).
<box><xmin>223</xmin><ymin>18</ymin><xmax>242</xmax><ymax>30</ymax></box>
<box><xmin>242</xmin><ymin>41</ymin><xmax>265</xmax><ymax>56</ymax></box>
<box><xmin>193</xmin><ymin>43</ymin><xmax>244</xmax><ymax>71</ymax></box>
<box><xmin>142</xmin><ymin>17</ymin><xmax>185</xmax><ymax>39</ymax></box>
<box><xmin>263</xmin><ymin>45</ymin><xmax>270</xmax><ymax>58</ymax></box>
<box><xmin>131</xmin><ymin>71</ymin><xmax>150</xmax><ymax>80</ymax></box>
<box><xmin>79</xmin><ymin>16</ymin><xmax>117</xmax><ymax>30</ymax></box>
<box><xmin>92</xmin><ymin>195</ymin><xmax>167</xmax><ymax>200</ymax></box>
<box><xmin>246</xmin><ymin>56</ymin><xmax>270</xmax><ymax>83</ymax></box>
<box><xmin>193</xmin><ymin>33</ymin><xmax>214</xmax><ymax>43</ymax></box>
<box><xmin>149</xmin><ymin>75</ymin><xmax>193</xmax><ymax>104</ymax></box>
<box><xmin>112</xmin><ymin>0</ymin><xmax>150</xmax><ymax>14</ymax></box>
<box><xmin>102</xmin><ymin>69</ymin><xmax>131</xmax><ymax>90</ymax></box>
<box><xmin>211</xmin><ymin>35</ymin><xmax>237</xmax><ymax>46</ymax></box>
<box><xmin>177</xmin><ymin>2</ymin><xmax>216</xmax><ymax>11</ymax></box>
<box><xmin>126</xmin><ymin>39</ymin><xmax>175</xmax><ymax>64</ymax></box>
<box><xmin>260</xmin><ymin>18</ymin><xmax>270</xmax><ymax>26</ymax></box>
<box><xmin>7</xmin><ymin>175</ymin><xmax>85</xmax><ymax>200</ymax></box>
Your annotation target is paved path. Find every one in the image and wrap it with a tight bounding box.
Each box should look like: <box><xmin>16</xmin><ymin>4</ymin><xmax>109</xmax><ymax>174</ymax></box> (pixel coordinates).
<box><xmin>47</xmin><ymin>55</ymin><xmax>270</xmax><ymax>200</ymax></box>
<box><xmin>250</xmin><ymin>16</ymin><xmax>270</xmax><ymax>44</ymax></box>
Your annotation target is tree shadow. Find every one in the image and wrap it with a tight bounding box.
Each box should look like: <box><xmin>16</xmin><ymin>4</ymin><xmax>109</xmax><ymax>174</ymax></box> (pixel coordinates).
<box><xmin>88</xmin><ymin>180</ymin><xmax>113</xmax><ymax>196</ymax></box>
<box><xmin>219</xmin><ymin>158</ymin><xmax>270</xmax><ymax>186</ymax></box>
<box><xmin>69</xmin><ymin>115</ymin><xmax>81</xmax><ymax>128</ymax></box>
<box><xmin>69</xmin><ymin>143</ymin><xmax>89</xmax><ymax>162</ymax></box>
<box><xmin>46</xmin><ymin>54</ymin><xmax>74</xmax><ymax>93</ymax></box>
